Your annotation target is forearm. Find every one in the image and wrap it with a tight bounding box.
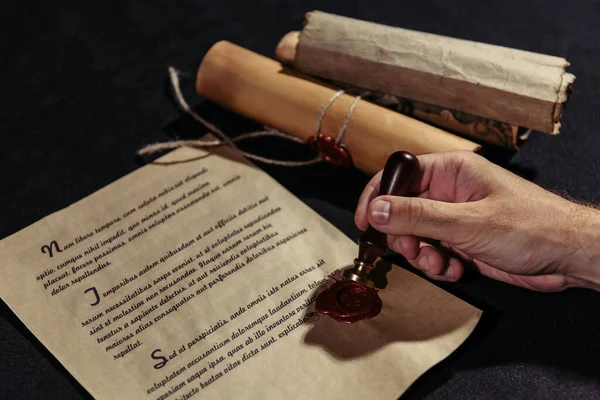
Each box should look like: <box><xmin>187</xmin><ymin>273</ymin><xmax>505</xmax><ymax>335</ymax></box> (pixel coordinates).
<box><xmin>564</xmin><ymin>204</ymin><xmax>600</xmax><ymax>290</ymax></box>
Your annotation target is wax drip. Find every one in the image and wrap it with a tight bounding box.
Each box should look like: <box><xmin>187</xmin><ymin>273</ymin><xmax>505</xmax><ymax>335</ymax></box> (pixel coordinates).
<box><xmin>137</xmin><ymin>67</ymin><xmax>365</xmax><ymax>167</ymax></box>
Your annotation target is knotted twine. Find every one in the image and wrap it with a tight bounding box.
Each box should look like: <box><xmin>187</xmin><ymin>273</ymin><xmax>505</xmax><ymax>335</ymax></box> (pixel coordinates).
<box><xmin>137</xmin><ymin>67</ymin><xmax>363</xmax><ymax>166</ymax></box>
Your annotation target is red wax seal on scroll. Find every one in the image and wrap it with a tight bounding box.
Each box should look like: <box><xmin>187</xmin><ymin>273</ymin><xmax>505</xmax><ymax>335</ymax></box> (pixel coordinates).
<box><xmin>314</xmin><ymin>279</ymin><xmax>382</xmax><ymax>324</ymax></box>
<box><xmin>307</xmin><ymin>134</ymin><xmax>353</xmax><ymax>167</ymax></box>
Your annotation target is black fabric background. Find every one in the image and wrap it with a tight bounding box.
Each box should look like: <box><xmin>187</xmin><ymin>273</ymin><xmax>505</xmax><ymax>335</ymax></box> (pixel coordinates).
<box><xmin>1</xmin><ymin>1</ymin><xmax>600</xmax><ymax>399</ymax></box>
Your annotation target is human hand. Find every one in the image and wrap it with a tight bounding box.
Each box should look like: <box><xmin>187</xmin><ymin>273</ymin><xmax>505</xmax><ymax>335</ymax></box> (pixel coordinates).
<box><xmin>354</xmin><ymin>151</ymin><xmax>600</xmax><ymax>292</ymax></box>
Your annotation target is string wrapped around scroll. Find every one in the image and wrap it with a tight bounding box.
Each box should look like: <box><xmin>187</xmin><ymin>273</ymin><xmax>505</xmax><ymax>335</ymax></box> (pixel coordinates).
<box><xmin>191</xmin><ymin>41</ymin><xmax>480</xmax><ymax>176</ymax></box>
<box><xmin>140</xmin><ymin>41</ymin><xmax>480</xmax><ymax>176</ymax></box>
<box><xmin>138</xmin><ymin>68</ymin><xmax>361</xmax><ymax>167</ymax></box>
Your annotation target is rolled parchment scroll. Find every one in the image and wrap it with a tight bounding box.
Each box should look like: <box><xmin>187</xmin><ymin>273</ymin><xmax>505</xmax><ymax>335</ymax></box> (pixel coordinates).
<box><xmin>275</xmin><ymin>11</ymin><xmax>575</xmax><ymax>148</ymax></box>
<box><xmin>195</xmin><ymin>41</ymin><xmax>480</xmax><ymax>176</ymax></box>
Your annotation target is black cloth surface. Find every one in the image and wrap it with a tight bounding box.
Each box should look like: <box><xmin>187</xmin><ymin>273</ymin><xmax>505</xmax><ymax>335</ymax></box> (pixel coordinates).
<box><xmin>1</xmin><ymin>1</ymin><xmax>600</xmax><ymax>399</ymax></box>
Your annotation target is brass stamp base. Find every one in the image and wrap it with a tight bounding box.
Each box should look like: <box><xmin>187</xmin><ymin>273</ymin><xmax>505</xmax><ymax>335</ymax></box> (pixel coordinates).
<box><xmin>343</xmin><ymin>259</ymin><xmax>376</xmax><ymax>288</ymax></box>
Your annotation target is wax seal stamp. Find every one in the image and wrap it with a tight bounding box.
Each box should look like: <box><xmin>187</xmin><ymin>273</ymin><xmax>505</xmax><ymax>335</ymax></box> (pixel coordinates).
<box><xmin>307</xmin><ymin>134</ymin><xmax>353</xmax><ymax>167</ymax></box>
<box><xmin>315</xmin><ymin>279</ymin><xmax>382</xmax><ymax>324</ymax></box>
<box><xmin>315</xmin><ymin>151</ymin><xmax>420</xmax><ymax>323</ymax></box>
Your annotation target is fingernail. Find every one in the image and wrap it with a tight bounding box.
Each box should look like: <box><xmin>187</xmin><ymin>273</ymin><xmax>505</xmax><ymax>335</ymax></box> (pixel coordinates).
<box><xmin>418</xmin><ymin>257</ymin><xmax>429</xmax><ymax>272</ymax></box>
<box><xmin>370</xmin><ymin>200</ymin><xmax>390</xmax><ymax>223</ymax></box>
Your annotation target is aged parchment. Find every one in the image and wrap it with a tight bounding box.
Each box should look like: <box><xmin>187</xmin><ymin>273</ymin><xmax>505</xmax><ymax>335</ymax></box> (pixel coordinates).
<box><xmin>0</xmin><ymin>144</ymin><xmax>481</xmax><ymax>399</ymax></box>
<box><xmin>294</xmin><ymin>11</ymin><xmax>575</xmax><ymax>134</ymax></box>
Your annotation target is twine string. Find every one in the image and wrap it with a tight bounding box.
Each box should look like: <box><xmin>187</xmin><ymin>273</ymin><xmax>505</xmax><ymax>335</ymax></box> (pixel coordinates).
<box><xmin>335</xmin><ymin>95</ymin><xmax>362</xmax><ymax>146</ymax></box>
<box><xmin>137</xmin><ymin>66</ymin><xmax>362</xmax><ymax>167</ymax></box>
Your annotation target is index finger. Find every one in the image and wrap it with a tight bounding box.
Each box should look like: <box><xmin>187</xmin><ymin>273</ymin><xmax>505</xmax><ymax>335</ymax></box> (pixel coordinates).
<box><xmin>354</xmin><ymin>170</ymin><xmax>382</xmax><ymax>230</ymax></box>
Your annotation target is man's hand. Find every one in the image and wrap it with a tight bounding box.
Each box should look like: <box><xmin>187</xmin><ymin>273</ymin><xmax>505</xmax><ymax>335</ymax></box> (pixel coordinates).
<box><xmin>354</xmin><ymin>151</ymin><xmax>600</xmax><ymax>291</ymax></box>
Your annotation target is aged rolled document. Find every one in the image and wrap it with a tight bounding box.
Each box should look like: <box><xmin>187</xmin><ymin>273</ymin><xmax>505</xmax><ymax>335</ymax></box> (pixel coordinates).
<box><xmin>0</xmin><ymin>141</ymin><xmax>482</xmax><ymax>399</ymax></box>
<box><xmin>275</xmin><ymin>11</ymin><xmax>575</xmax><ymax>147</ymax></box>
<box><xmin>195</xmin><ymin>41</ymin><xmax>480</xmax><ymax>176</ymax></box>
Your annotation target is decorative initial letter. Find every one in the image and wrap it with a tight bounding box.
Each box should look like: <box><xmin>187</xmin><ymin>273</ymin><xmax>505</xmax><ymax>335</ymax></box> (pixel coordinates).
<box><xmin>151</xmin><ymin>349</ymin><xmax>168</xmax><ymax>369</ymax></box>
<box><xmin>41</xmin><ymin>240</ymin><xmax>63</xmax><ymax>258</ymax></box>
<box><xmin>84</xmin><ymin>287</ymin><xmax>100</xmax><ymax>306</ymax></box>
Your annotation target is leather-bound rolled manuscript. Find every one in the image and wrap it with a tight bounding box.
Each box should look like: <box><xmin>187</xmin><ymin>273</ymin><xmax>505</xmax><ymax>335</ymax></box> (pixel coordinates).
<box><xmin>276</xmin><ymin>11</ymin><xmax>575</xmax><ymax>148</ymax></box>
<box><xmin>195</xmin><ymin>41</ymin><xmax>480</xmax><ymax>176</ymax></box>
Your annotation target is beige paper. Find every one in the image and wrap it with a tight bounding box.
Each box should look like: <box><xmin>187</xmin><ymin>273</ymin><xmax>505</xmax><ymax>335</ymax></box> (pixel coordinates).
<box><xmin>0</xmin><ymin>143</ymin><xmax>481</xmax><ymax>399</ymax></box>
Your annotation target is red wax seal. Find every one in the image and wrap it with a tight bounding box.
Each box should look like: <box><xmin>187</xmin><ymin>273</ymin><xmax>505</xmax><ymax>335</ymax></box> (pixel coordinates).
<box><xmin>314</xmin><ymin>280</ymin><xmax>382</xmax><ymax>324</ymax></box>
<box><xmin>306</xmin><ymin>134</ymin><xmax>353</xmax><ymax>167</ymax></box>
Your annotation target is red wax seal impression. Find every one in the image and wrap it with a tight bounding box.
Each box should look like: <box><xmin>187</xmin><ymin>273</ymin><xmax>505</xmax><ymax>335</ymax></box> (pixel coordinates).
<box><xmin>314</xmin><ymin>279</ymin><xmax>382</xmax><ymax>324</ymax></box>
<box><xmin>306</xmin><ymin>134</ymin><xmax>353</xmax><ymax>167</ymax></box>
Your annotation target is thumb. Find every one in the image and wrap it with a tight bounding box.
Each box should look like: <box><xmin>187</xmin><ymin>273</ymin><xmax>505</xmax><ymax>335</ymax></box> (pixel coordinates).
<box><xmin>367</xmin><ymin>195</ymin><xmax>475</xmax><ymax>242</ymax></box>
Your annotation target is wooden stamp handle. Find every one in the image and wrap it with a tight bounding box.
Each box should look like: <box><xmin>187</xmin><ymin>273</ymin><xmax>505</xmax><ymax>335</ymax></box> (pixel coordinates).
<box><xmin>358</xmin><ymin>151</ymin><xmax>420</xmax><ymax>264</ymax></box>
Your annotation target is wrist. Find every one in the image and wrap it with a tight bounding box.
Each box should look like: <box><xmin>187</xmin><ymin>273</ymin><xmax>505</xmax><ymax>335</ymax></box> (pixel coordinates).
<box><xmin>563</xmin><ymin>204</ymin><xmax>600</xmax><ymax>290</ymax></box>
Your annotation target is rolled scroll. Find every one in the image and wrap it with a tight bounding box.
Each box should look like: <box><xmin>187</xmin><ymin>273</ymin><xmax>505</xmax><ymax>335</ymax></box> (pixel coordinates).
<box><xmin>195</xmin><ymin>41</ymin><xmax>480</xmax><ymax>176</ymax></box>
<box><xmin>275</xmin><ymin>11</ymin><xmax>575</xmax><ymax>148</ymax></box>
